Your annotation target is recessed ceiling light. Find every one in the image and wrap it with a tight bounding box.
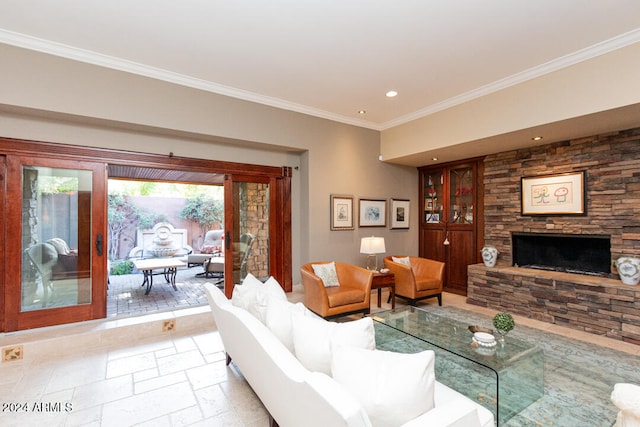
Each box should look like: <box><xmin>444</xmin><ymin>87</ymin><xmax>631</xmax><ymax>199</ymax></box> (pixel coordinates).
<box><xmin>386</xmin><ymin>90</ymin><xmax>398</xmax><ymax>98</ymax></box>
<box><xmin>358</xmin><ymin>110</ymin><xmax>367</xmax><ymax>115</ymax></box>
<box><xmin>432</xmin><ymin>157</ymin><xmax>438</xmax><ymax>161</ymax></box>
<box><xmin>532</xmin><ymin>136</ymin><xmax>543</xmax><ymax>141</ymax></box>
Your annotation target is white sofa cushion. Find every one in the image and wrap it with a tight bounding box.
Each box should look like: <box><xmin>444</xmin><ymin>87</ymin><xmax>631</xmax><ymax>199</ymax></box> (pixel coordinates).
<box><xmin>399</xmin><ymin>399</ymin><xmax>480</xmax><ymax>427</ymax></box>
<box><xmin>292</xmin><ymin>314</ymin><xmax>376</xmax><ymax>375</ymax></box>
<box><xmin>265</xmin><ymin>297</ymin><xmax>319</xmax><ymax>353</ymax></box>
<box><xmin>331</xmin><ymin>347</ymin><xmax>435</xmax><ymax>427</ymax></box>
<box><xmin>231</xmin><ymin>273</ymin><xmax>287</xmax><ymax>323</ymax></box>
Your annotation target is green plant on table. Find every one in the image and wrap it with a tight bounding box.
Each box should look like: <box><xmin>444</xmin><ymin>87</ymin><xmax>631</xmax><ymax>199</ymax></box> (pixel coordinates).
<box><xmin>493</xmin><ymin>312</ymin><xmax>515</xmax><ymax>333</ymax></box>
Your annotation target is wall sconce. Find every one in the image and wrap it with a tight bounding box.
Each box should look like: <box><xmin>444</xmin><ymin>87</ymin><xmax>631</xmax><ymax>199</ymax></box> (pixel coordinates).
<box><xmin>360</xmin><ymin>236</ymin><xmax>386</xmax><ymax>272</ymax></box>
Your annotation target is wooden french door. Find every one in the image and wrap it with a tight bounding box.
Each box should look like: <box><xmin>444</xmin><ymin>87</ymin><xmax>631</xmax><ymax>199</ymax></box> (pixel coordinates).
<box><xmin>3</xmin><ymin>155</ymin><xmax>107</xmax><ymax>331</ymax></box>
<box><xmin>223</xmin><ymin>173</ymin><xmax>291</xmax><ymax>298</ymax></box>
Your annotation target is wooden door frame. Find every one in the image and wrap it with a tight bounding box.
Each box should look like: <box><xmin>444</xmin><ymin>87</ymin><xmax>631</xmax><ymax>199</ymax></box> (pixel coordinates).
<box><xmin>0</xmin><ymin>137</ymin><xmax>293</xmax><ymax>331</ymax></box>
<box><xmin>3</xmin><ymin>154</ymin><xmax>107</xmax><ymax>330</ymax></box>
<box><xmin>222</xmin><ymin>171</ymin><xmax>292</xmax><ymax>298</ymax></box>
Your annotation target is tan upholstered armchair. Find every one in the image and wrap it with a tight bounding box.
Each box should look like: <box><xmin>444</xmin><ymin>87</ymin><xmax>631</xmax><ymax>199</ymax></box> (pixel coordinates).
<box><xmin>384</xmin><ymin>256</ymin><xmax>445</xmax><ymax>306</ymax></box>
<box><xmin>300</xmin><ymin>262</ymin><xmax>373</xmax><ymax>319</ymax></box>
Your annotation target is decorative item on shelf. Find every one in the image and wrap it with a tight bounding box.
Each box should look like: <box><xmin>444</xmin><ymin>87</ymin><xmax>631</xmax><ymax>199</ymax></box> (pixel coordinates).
<box><xmin>614</xmin><ymin>256</ymin><xmax>640</xmax><ymax>285</ymax></box>
<box><xmin>481</xmin><ymin>245</ymin><xmax>499</xmax><ymax>267</ymax></box>
<box><xmin>360</xmin><ymin>236</ymin><xmax>386</xmax><ymax>272</ymax></box>
<box><xmin>492</xmin><ymin>312</ymin><xmax>515</xmax><ymax>344</ymax></box>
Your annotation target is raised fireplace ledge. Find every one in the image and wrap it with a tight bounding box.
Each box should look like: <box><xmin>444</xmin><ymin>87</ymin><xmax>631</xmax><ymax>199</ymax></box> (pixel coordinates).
<box><xmin>467</xmin><ymin>264</ymin><xmax>640</xmax><ymax>345</ymax></box>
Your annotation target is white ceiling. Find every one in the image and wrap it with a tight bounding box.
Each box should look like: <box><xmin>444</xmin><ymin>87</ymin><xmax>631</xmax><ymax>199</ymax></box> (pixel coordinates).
<box><xmin>1</xmin><ymin>0</ymin><xmax>640</xmax><ymax>133</ymax></box>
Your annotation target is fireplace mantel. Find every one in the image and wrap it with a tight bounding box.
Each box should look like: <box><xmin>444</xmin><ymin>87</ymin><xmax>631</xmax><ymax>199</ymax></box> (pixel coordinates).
<box><xmin>467</xmin><ymin>264</ymin><xmax>640</xmax><ymax>345</ymax></box>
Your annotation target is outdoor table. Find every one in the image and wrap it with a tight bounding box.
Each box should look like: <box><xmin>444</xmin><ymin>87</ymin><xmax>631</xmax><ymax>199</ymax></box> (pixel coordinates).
<box><xmin>132</xmin><ymin>258</ymin><xmax>187</xmax><ymax>295</ymax></box>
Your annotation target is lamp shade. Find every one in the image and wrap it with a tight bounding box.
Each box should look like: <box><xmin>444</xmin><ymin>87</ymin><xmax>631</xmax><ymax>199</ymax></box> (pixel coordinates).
<box><xmin>360</xmin><ymin>236</ymin><xmax>386</xmax><ymax>254</ymax></box>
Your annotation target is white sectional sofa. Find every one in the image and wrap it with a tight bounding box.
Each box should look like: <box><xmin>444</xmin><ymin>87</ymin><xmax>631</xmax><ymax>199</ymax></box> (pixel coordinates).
<box><xmin>204</xmin><ymin>278</ymin><xmax>494</xmax><ymax>427</ymax></box>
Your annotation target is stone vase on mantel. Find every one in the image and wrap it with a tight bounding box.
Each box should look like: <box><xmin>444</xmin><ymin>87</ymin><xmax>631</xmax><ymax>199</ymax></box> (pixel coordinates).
<box><xmin>615</xmin><ymin>256</ymin><xmax>640</xmax><ymax>285</ymax></box>
<box><xmin>481</xmin><ymin>245</ymin><xmax>499</xmax><ymax>268</ymax></box>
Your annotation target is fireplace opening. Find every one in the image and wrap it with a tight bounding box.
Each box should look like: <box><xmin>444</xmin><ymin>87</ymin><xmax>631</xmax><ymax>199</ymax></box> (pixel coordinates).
<box><xmin>512</xmin><ymin>233</ymin><xmax>611</xmax><ymax>277</ymax></box>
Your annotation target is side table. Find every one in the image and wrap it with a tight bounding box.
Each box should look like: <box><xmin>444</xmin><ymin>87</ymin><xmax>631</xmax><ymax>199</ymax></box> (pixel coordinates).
<box><xmin>371</xmin><ymin>272</ymin><xmax>395</xmax><ymax>309</ymax></box>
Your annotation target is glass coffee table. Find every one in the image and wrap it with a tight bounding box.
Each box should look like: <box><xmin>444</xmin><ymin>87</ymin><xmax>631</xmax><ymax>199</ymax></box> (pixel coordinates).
<box><xmin>372</xmin><ymin>307</ymin><xmax>544</xmax><ymax>426</ymax></box>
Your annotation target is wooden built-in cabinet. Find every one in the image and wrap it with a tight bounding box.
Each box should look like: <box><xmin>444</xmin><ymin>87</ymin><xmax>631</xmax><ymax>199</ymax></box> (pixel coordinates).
<box><xmin>418</xmin><ymin>158</ymin><xmax>484</xmax><ymax>295</ymax></box>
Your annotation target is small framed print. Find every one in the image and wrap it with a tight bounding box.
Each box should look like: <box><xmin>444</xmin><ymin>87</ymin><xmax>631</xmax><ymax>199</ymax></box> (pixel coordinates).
<box><xmin>359</xmin><ymin>198</ymin><xmax>386</xmax><ymax>227</ymax></box>
<box><xmin>330</xmin><ymin>194</ymin><xmax>354</xmax><ymax>230</ymax></box>
<box><xmin>390</xmin><ymin>199</ymin><xmax>410</xmax><ymax>229</ymax></box>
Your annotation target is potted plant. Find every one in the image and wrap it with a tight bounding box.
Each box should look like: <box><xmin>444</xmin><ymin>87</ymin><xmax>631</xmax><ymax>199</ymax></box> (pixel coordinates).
<box><xmin>493</xmin><ymin>312</ymin><xmax>515</xmax><ymax>343</ymax></box>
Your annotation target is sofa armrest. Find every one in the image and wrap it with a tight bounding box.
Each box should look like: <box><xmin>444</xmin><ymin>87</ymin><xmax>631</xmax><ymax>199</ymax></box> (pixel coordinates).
<box><xmin>383</xmin><ymin>257</ymin><xmax>416</xmax><ymax>294</ymax></box>
<box><xmin>399</xmin><ymin>400</ymin><xmax>481</xmax><ymax>427</ymax></box>
<box><xmin>301</xmin><ymin>266</ymin><xmax>330</xmax><ymax>314</ymax></box>
<box><xmin>410</xmin><ymin>257</ymin><xmax>445</xmax><ymax>282</ymax></box>
<box><xmin>335</xmin><ymin>262</ymin><xmax>373</xmax><ymax>292</ymax></box>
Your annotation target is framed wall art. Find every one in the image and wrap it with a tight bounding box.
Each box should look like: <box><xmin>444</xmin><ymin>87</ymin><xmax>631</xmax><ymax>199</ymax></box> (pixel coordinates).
<box><xmin>359</xmin><ymin>198</ymin><xmax>386</xmax><ymax>227</ymax></box>
<box><xmin>390</xmin><ymin>199</ymin><xmax>410</xmax><ymax>229</ymax></box>
<box><xmin>521</xmin><ymin>171</ymin><xmax>586</xmax><ymax>215</ymax></box>
<box><xmin>330</xmin><ymin>194</ymin><xmax>354</xmax><ymax>230</ymax></box>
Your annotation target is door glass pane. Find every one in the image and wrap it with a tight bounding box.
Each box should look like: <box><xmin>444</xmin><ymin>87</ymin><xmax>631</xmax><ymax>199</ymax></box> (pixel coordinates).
<box><xmin>424</xmin><ymin>172</ymin><xmax>444</xmax><ymax>223</ymax></box>
<box><xmin>21</xmin><ymin>166</ymin><xmax>92</xmax><ymax>311</ymax></box>
<box><xmin>231</xmin><ymin>181</ymin><xmax>269</xmax><ymax>284</ymax></box>
<box><xmin>449</xmin><ymin>166</ymin><xmax>474</xmax><ymax>224</ymax></box>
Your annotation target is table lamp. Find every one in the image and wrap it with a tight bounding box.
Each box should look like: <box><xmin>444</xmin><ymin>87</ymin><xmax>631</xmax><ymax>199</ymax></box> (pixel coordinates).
<box><xmin>360</xmin><ymin>236</ymin><xmax>386</xmax><ymax>271</ymax></box>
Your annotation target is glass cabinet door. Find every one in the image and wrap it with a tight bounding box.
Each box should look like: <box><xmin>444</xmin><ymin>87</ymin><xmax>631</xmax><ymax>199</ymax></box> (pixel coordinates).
<box><xmin>449</xmin><ymin>166</ymin><xmax>474</xmax><ymax>224</ymax></box>
<box><xmin>424</xmin><ymin>171</ymin><xmax>444</xmax><ymax>224</ymax></box>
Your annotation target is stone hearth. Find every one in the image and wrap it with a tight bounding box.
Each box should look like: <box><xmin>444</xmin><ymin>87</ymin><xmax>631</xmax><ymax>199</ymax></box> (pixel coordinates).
<box><xmin>467</xmin><ymin>264</ymin><xmax>640</xmax><ymax>344</ymax></box>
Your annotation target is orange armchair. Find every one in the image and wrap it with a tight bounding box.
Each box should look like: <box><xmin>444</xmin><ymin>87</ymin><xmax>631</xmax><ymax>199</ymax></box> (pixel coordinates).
<box><xmin>300</xmin><ymin>262</ymin><xmax>373</xmax><ymax>319</ymax></box>
<box><xmin>384</xmin><ymin>256</ymin><xmax>445</xmax><ymax>306</ymax></box>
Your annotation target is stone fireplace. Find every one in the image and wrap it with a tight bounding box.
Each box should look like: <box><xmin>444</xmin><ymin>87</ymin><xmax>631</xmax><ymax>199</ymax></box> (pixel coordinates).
<box><xmin>467</xmin><ymin>128</ymin><xmax>640</xmax><ymax>345</ymax></box>
<box><xmin>512</xmin><ymin>233</ymin><xmax>611</xmax><ymax>277</ymax></box>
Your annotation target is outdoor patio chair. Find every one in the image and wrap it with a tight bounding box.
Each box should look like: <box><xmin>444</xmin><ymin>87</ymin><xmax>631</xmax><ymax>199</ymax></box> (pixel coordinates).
<box><xmin>188</xmin><ymin>230</ymin><xmax>224</xmax><ymax>267</ymax></box>
<box><xmin>25</xmin><ymin>242</ymin><xmax>59</xmax><ymax>307</ymax></box>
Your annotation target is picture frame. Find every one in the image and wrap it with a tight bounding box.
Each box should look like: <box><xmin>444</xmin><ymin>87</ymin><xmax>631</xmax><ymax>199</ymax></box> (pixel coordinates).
<box><xmin>521</xmin><ymin>171</ymin><xmax>586</xmax><ymax>215</ymax></box>
<box><xmin>359</xmin><ymin>198</ymin><xmax>387</xmax><ymax>227</ymax></box>
<box><xmin>426</xmin><ymin>213</ymin><xmax>440</xmax><ymax>223</ymax></box>
<box><xmin>330</xmin><ymin>194</ymin><xmax>355</xmax><ymax>230</ymax></box>
<box><xmin>390</xmin><ymin>199</ymin><xmax>410</xmax><ymax>229</ymax></box>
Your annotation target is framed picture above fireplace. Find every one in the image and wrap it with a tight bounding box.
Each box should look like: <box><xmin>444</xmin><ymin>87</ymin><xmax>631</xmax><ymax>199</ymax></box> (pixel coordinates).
<box><xmin>521</xmin><ymin>171</ymin><xmax>586</xmax><ymax>215</ymax></box>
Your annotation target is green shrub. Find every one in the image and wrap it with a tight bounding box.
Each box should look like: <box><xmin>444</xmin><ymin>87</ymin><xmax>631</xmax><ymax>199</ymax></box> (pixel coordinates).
<box><xmin>110</xmin><ymin>259</ymin><xmax>133</xmax><ymax>275</ymax></box>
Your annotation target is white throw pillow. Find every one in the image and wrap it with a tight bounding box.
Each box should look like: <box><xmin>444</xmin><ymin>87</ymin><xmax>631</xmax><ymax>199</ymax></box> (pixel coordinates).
<box><xmin>392</xmin><ymin>256</ymin><xmax>411</xmax><ymax>267</ymax></box>
<box><xmin>265</xmin><ymin>298</ymin><xmax>318</xmax><ymax>352</ymax></box>
<box><xmin>331</xmin><ymin>348</ymin><xmax>435</xmax><ymax>427</ymax></box>
<box><xmin>292</xmin><ymin>314</ymin><xmax>376</xmax><ymax>375</ymax></box>
<box><xmin>311</xmin><ymin>262</ymin><xmax>340</xmax><ymax>287</ymax></box>
<box><xmin>231</xmin><ymin>273</ymin><xmax>263</xmax><ymax>310</ymax></box>
<box><xmin>231</xmin><ymin>274</ymin><xmax>287</xmax><ymax>323</ymax></box>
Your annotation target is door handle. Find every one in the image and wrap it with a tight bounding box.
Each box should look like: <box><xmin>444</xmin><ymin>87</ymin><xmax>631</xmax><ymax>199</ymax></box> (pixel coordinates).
<box><xmin>225</xmin><ymin>231</ymin><xmax>231</xmax><ymax>250</ymax></box>
<box><xmin>96</xmin><ymin>233</ymin><xmax>103</xmax><ymax>256</ymax></box>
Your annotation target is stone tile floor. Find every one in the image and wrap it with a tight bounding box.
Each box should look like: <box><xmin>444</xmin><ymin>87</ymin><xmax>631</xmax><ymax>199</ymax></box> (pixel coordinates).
<box><xmin>107</xmin><ymin>266</ymin><xmax>214</xmax><ymax>318</ymax></box>
<box><xmin>2</xmin><ymin>277</ymin><xmax>639</xmax><ymax>426</ymax></box>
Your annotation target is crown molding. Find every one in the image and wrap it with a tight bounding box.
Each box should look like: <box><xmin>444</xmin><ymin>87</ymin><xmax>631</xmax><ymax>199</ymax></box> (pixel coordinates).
<box><xmin>0</xmin><ymin>29</ymin><xmax>381</xmax><ymax>131</ymax></box>
<box><xmin>1</xmin><ymin>27</ymin><xmax>638</xmax><ymax>133</ymax></box>
<box><xmin>380</xmin><ymin>28</ymin><xmax>640</xmax><ymax>130</ymax></box>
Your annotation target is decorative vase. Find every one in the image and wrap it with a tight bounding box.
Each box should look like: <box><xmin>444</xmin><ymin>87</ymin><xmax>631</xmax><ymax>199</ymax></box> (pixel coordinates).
<box><xmin>496</xmin><ymin>329</ymin><xmax>509</xmax><ymax>344</ymax></box>
<box><xmin>615</xmin><ymin>256</ymin><xmax>640</xmax><ymax>285</ymax></box>
<box><xmin>481</xmin><ymin>245</ymin><xmax>498</xmax><ymax>267</ymax></box>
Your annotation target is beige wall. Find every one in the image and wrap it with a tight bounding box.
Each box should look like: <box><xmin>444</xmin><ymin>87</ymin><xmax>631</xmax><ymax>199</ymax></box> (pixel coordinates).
<box><xmin>0</xmin><ymin>44</ymin><xmax>419</xmax><ymax>282</ymax></box>
<box><xmin>381</xmin><ymin>41</ymin><xmax>640</xmax><ymax>164</ymax></box>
